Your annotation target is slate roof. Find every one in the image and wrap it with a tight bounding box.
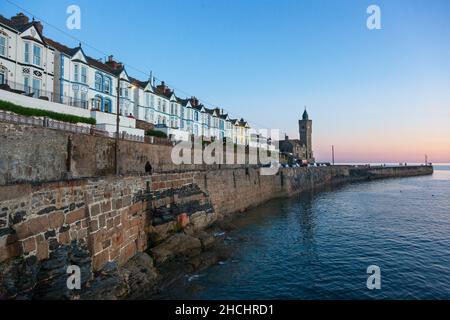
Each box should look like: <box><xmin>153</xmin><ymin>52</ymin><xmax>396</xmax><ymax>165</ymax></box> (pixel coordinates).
<box><xmin>45</xmin><ymin>37</ymin><xmax>80</xmax><ymax>56</ymax></box>
<box><xmin>0</xmin><ymin>15</ymin><xmax>47</xmax><ymax>45</ymax></box>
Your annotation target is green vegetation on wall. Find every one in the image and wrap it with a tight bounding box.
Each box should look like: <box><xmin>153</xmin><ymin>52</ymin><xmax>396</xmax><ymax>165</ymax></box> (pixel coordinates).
<box><xmin>146</xmin><ymin>129</ymin><xmax>168</xmax><ymax>138</ymax></box>
<box><xmin>0</xmin><ymin>99</ymin><xmax>96</xmax><ymax>125</ymax></box>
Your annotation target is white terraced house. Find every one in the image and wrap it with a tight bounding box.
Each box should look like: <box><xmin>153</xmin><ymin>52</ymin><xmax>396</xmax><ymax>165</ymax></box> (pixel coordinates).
<box><xmin>0</xmin><ymin>13</ymin><xmax>54</xmax><ymax>100</ymax></box>
<box><xmin>0</xmin><ymin>12</ymin><xmax>256</xmax><ymax>145</ymax></box>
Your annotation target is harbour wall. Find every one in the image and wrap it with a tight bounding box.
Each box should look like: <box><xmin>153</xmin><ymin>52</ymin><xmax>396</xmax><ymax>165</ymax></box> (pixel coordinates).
<box><xmin>0</xmin><ymin>121</ymin><xmax>433</xmax><ymax>298</ymax></box>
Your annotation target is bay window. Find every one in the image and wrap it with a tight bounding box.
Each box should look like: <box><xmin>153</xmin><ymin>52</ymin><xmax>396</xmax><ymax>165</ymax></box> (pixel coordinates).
<box><xmin>80</xmin><ymin>92</ymin><xmax>87</xmax><ymax>108</ymax></box>
<box><xmin>32</xmin><ymin>78</ymin><xmax>41</xmax><ymax>97</ymax></box>
<box><xmin>0</xmin><ymin>34</ymin><xmax>6</xmax><ymax>57</ymax></box>
<box><xmin>81</xmin><ymin>66</ymin><xmax>87</xmax><ymax>84</ymax></box>
<box><xmin>74</xmin><ymin>64</ymin><xmax>79</xmax><ymax>82</ymax></box>
<box><xmin>33</xmin><ymin>45</ymin><xmax>41</xmax><ymax>66</ymax></box>
<box><xmin>23</xmin><ymin>76</ymin><xmax>30</xmax><ymax>93</ymax></box>
<box><xmin>24</xmin><ymin>42</ymin><xmax>30</xmax><ymax>63</ymax></box>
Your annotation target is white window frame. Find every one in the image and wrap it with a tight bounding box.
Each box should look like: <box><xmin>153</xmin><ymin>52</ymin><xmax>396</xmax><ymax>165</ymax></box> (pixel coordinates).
<box><xmin>104</xmin><ymin>78</ymin><xmax>111</xmax><ymax>94</ymax></box>
<box><xmin>95</xmin><ymin>73</ymin><xmax>102</xmax><ymax>91</ymax></box>
<box><xmin>33</xmin><ymin>44</ymin><xmax>42</xmax><ymax>66</ymax></box>
<box><xmin>0</xmin><ymin>69</ymin><xmax>7</xmax><ymax>85</ymax></box>
<box><xmin>81</xmin><ymin>65</ymin><xmax>87</xmax><ymax>84</ymax></box>
<box><xmin>74</xmin><ymin>64</ymin><xmax>79</xmax><ymax>82</ymax></box>
<box><xmin>0</xmin><ymin>33</ymin><xmax>7</xmax><ymax>57</ymax></box>
<box><xmin>23</xmin><ymin>75</ymin><xmax>30</xmax><ymax>93</ymax></box>
<box><xmin>24</xmin><ymin>41</ymin><xmax>30</xmax><ymax>63</ymax></box>
<box><xmin>32</xmin><ymin>77</ymin><xmax>41</xmax><ymax>97</ymax></box>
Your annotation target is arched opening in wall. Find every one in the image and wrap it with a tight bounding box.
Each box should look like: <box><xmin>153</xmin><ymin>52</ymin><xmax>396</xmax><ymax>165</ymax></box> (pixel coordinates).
<box><xmin>145</xmin><ymin>162</ymin><xmax>152</xmax><ymax>175</ymax></box>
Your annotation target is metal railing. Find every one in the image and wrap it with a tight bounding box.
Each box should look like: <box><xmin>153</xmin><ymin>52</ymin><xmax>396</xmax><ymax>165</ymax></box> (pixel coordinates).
<box><xmin>0</xmin><ymin>81</ymin><xmax>171</xmax><ymax>145</ymax></box>
<box><xmin>1</xmin><ymin>80</ymin><xmax>89</xmax><ymax>109</ymax></box>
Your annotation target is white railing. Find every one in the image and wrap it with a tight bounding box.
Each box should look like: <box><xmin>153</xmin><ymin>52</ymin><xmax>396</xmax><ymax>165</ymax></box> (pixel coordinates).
<box><xmin>0</xmin><ymin>110</ymin><xmax>150</xmax><ymax>143</ymax></box>
<box><xmin>47</xmin><ymin>119</ymin><xmax>90</xmax><ymax>134</ymax></box>
<box><xmin>0</xmin><ymin>110</ymin><xmax>90</xmax><ymax>135</ymax></box>
<box><xmin>0</xmin><ymin>110</ymin><xmax>44</xmax><ymax>126</ymax></box>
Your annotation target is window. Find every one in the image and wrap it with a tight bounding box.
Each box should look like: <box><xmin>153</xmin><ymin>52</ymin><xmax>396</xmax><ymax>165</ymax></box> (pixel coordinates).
<box><xmin>32</xmin><ymin>78</ymin><xmax>41</xmax><ymax>97</ymax></box>
<box><xmin>23</xmin><ymin>76</ymin><xmax>29</xmax><ymax>92</ymax></box>
<box><xmin>104</xmin><ymin>78</ymin><xmax>111</xmax><ymax>94</ymax></box>
<box><xmin>104</xmin><ymin>99</ymin><xmax>112</xmax><ymax>113</ymax></box>
<box><xmin>33</xmin><ymin>45</ymin><xmax>41</xmax><ymax>66</ymax></box>
<box><xmin>0</xmin><ymin>69</ymin><xmax>6</xmax><ymax>85</ymax></box>
<box><xmin>95</xmin><ymin>73</ymin><xmax>102</xmax><ymax>91</ymax></box>
<box><xmin>0</xmin><ymin>34</ymin><xmax>7</xmax><ymax>57</ymax></box>
<box><xmin>74</xmin><ymin>64</ymin><xmax>79</xmax><ymax>82</ymax></box>
<box><xmin>80</xmin><ymin>92</ymin><xmax>87</xmax><ymax>108</ymax></box>
<box><xmin>145</xmin><ymin>94</ymin><xmax>150</xmax><ymax>107</ymax></box>
<box><xmin>81</xmin><ymin>66</ymin><xmax>87</xmax><ymax>84</ymax></box>
<box><xmin>93</xmin><ymin>96</ymin><xmax>102</xmax><ymax>110</ymax></box>
<box><xmin>24</xmin><ymin>42</ymin><xmax>30</xmax><ymax>63</ymax></box>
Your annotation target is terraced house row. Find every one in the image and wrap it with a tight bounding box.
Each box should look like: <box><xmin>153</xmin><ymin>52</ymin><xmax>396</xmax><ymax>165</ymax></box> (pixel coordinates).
<box><xmin>0</xmin><ymin>12</ymin><xmax>255</xmax><ymax>145</ymax></box>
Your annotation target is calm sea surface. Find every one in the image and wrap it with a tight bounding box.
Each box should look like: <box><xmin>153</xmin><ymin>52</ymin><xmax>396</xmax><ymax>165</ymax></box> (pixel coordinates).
<box><xmin>163</xmin><ymin>165</ymin><xmax>450</xmax><ymax>299</ymax></box>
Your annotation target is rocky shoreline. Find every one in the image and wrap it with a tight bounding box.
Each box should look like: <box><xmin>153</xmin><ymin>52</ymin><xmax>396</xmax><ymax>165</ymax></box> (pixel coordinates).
<box><xmin>84</xmin><ymin>212</ymin><xmax>239</xmax><ymax>300</ymax></box>
<box><xmin>0</xmin><ymin>165</ymin><xmax>433</xmax><ymax>299</ymax></box>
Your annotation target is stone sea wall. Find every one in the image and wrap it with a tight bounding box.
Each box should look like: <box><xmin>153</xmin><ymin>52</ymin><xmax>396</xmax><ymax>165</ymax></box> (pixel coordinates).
<box><xmin>0</xmin><ymin>122</ymin><xmax>249</xmax><ymax>186</ymax></box>
<box><xmin>0</xmin><ymin>122</ymin><xmax>433</xmax><ymax>298</ymax></box>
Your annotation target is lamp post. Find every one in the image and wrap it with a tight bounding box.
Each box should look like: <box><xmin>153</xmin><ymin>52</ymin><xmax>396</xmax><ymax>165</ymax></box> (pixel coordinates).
<box><xmin>332</xmin><ymin>145</ymin><xmax>335</xmax><ymax>166</ymax></box>
<box><xmin>115</xmin><ymin>81</ymin><xmax>136</xmax><ymax>175</ymax></box>
<box><xmin>115</xmin><ymin>83</ymin><xmax>120</xmax><ymax>175</ymax></box>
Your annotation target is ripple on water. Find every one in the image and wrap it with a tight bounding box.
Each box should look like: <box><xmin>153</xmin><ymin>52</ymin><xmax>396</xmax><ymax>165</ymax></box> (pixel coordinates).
<box><xmin>161</xmin><ymin>170</ymin><xmax>450</xmax><ymax>299</ymax></box>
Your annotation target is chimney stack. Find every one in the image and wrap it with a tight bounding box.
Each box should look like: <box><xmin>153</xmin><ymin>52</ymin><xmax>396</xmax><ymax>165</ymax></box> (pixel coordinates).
<box><xmin>34</xmin><ymin>21</ymin><xmax>43</xmax><ymax>34</ymax></box>
<box><xmin>190</xmin><ymin>96</ymin><xmax>199</xmax><ymax>107</ymax></box>
<box><xmin>11</xmin><ymin>13</ymin><xmax>29</xmax><ymax>26</ymax></box>
<box><xmin>105</xmin><ymin>55</ymin><xmax>123</xmax><ymax>70</ymax></box>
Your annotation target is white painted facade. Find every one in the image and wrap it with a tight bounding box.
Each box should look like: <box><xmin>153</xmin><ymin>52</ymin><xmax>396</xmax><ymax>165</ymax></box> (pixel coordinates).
<box><xmin>0</xmin><ymin>13</ymin><xmax>255</xmax><ymax>145</ymax></box>
<box><xmin>0</xmin><ymin>16</ymin><xmax>54</xmax><ymax>100</ymax></box>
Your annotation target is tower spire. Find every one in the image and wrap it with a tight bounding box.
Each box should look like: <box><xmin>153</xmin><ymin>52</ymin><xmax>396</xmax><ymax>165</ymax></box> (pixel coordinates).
<box><xmin>302</xmin><ymin>106</ymin><xmax>309</xmax><ymax>120</ymax></box>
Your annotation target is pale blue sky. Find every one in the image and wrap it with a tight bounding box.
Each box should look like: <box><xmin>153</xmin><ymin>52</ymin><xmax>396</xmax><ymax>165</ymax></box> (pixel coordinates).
<box><xmin>2</xmin><ymin>0</ymin><xmax>450</xmax><ymax>162</ymax></box>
